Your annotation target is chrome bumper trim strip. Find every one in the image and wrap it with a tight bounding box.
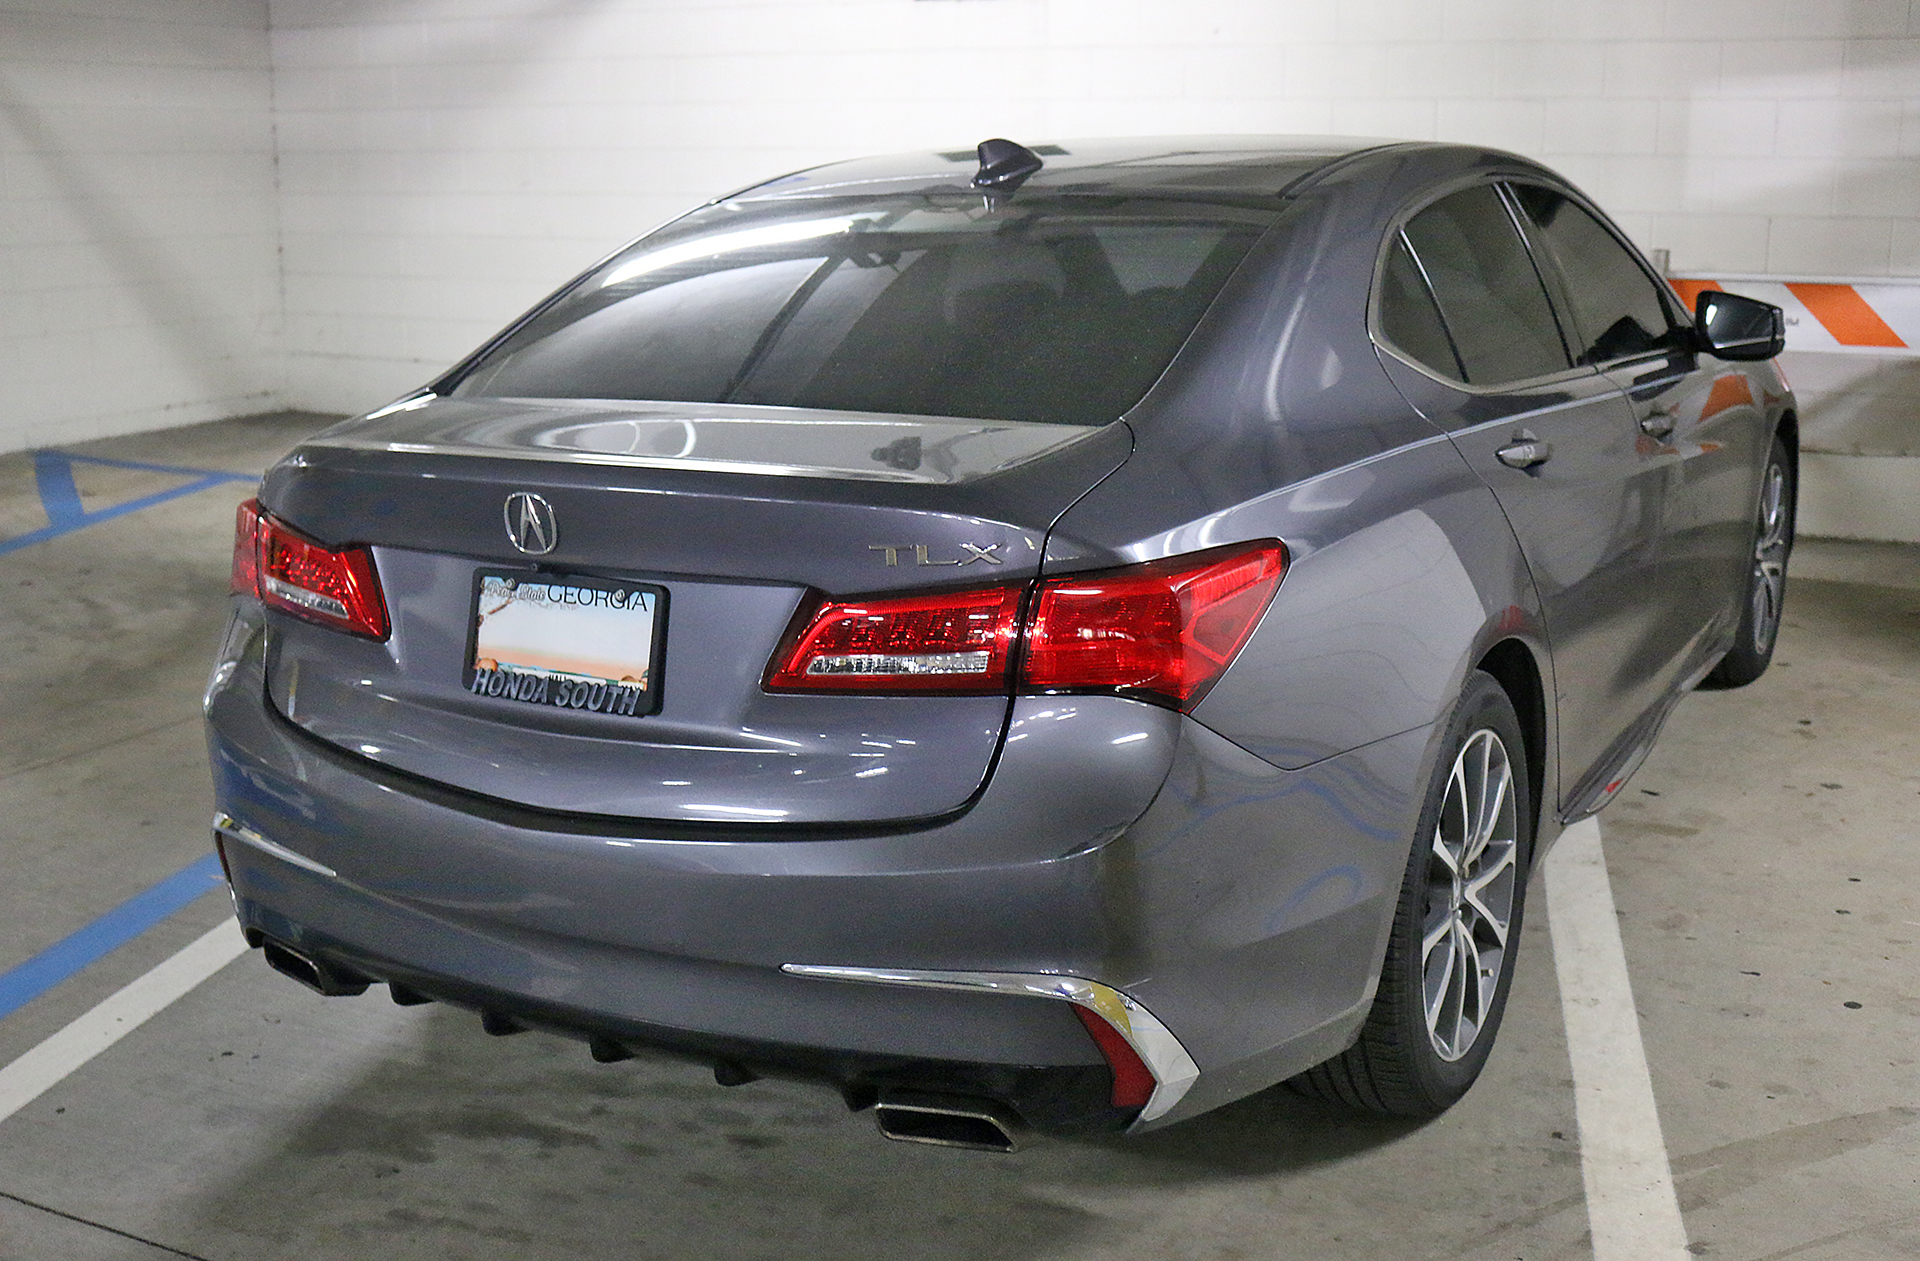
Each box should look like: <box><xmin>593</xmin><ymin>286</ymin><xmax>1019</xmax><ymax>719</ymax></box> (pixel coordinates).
<box><xmin>212</xmin><ymin>813</ymin><xmax>338</xmax><ymax>879</ymax></box>
<box><xmin>780</xmin><ymin>963</ymin><xmax>1200</xmax><ymax>1125</ymax></box>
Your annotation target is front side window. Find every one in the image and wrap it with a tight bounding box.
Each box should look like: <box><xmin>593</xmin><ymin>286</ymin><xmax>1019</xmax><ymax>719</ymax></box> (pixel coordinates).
<box><xmin>1510</xmin><ymin>184</ymin><xmax>1679</xmax><ymax>365</ymax></box>
<box><xmin>1397</xmin><ymin>185</ymin><xmax>1571</xmax><ymax>387</ymax></box>
<box><xmin>452</xmin><ymin>197</ymin><xmax>1275</xmax><ymax>427</ymax></box>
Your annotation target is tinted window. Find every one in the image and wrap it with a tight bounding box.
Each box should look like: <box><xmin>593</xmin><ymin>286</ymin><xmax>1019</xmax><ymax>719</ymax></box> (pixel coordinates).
<box><xmin>1377</xmin><ymin>233</ymin><xmax>1464</xmax><ymax>380</ymax></box>
<box><xmin>453</xmin><ymin>197</ymin><xmax>1274</xmax><ymax>426</ymax></box>
<box><xmin>1511</xmin><ymin>184</ymin><xmax>1677</xmax><ymax>365</ymax></box>
<box><xmin>1401</xmin><ymin>186</ymin><xmax>1570</xmax><ymax>386</ymax></box>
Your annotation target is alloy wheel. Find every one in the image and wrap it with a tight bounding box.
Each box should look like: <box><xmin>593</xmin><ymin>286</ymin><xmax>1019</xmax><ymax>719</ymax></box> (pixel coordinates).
<box><xmin>1750</xmin><ymin>461</ymin><xmax>1789</xmax><ymax>656</ymax></box>
<box><xmin>1422</xmin><ymin>729</ymin><xmax>1520</xmax><ymax>1062</ymax></box>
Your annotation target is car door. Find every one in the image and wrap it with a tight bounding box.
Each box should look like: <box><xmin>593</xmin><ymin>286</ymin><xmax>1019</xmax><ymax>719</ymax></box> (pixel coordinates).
<box><xmin>1507</xmin><ymin>182</ymin><xmax>1766</xmax><ymax>683</ymax></box>
<box><xmin>1372</xmin><ymin>181</ymin><xmax>1683</xmax><ymax>817</ymax></box>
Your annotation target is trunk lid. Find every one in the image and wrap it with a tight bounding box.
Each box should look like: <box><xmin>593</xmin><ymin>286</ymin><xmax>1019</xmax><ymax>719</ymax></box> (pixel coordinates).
<box><xmin>256</xmin><ymin>397</ymin><xmax>1131</xmax><ymax>825</ymax></box>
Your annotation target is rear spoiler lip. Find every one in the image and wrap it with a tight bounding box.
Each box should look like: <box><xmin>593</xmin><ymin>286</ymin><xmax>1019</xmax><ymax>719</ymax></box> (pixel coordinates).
<box><xmin>300</xmin><ymin>396</ymin><xmax>1115</xmax><ymax>488</ymax></box>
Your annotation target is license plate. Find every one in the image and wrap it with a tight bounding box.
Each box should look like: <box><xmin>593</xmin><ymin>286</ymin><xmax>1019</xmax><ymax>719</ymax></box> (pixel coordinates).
<box><xmin>466</xmin><ymin>572</ymin><xmax>665</xmax><ymax>717</ymax></box>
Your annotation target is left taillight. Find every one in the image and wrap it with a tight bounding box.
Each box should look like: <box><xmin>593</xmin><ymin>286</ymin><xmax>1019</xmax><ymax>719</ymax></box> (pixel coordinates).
<box><xmin>231</xmin><ymin>497</ymin><xmax>390</xmax><ymax>641</ymax></box>
<box><xmin>230</xmin><ymin>499</ymin><xmax>261</xmax><ymax>597</ymax></box>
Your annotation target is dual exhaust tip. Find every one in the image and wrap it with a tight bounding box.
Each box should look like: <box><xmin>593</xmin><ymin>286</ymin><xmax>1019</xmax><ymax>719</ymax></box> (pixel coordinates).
<box><xmin>259</xmin><ymin>937</ymin><xmax>370</xmax><ymax>997</ymax></box>
<box><xmin>257</xmin><ymin>934</ymin><xmax>1026</xmax><ymax>1153</ymax></box>
<box><xmin>872</xmin><ymin>1090</ymin><xmax>1024</xmax><ymax>1153</ymax></box>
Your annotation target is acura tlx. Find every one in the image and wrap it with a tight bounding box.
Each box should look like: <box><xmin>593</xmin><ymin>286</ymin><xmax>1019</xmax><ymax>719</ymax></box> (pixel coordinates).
<box><xmin>206</xmin><ymin>136</ymin><xmax>1794</xmax><ymax>1150</ymax></box>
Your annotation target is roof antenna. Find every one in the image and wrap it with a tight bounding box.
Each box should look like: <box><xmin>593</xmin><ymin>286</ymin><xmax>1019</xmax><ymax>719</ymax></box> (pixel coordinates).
<box><xmin>972</xmin><ymin>138</ymin><xmax>1044</xmax><ymax>193</ymax></box>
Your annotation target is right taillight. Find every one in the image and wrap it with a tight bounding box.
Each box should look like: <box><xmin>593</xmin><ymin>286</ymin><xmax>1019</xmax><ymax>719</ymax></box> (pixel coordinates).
<box><xmin>766</xmin><ymin>540</ymin><xmax>1285</xmax><ymax>712</ymax></box>
<box><xmin>1022</xmin><ymin>541</ymin><xmax>1286</xmax><ymax>710</ymax></box>
<box><xmin>765</xmin><ymin>585</ymin><xmax>1025</xmax><ymax>693</ymax></box>
<box><xmin>231</xmin><ymin>497</ymin><xmax>390</xmax><ymax>641</ymax></box>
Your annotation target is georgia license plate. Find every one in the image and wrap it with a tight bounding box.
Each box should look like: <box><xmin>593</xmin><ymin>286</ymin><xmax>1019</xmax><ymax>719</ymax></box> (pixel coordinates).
<box><xmin>465</xmin><ymin>572</ymin><xmax>664</xmax><ymax>717</ymax></box>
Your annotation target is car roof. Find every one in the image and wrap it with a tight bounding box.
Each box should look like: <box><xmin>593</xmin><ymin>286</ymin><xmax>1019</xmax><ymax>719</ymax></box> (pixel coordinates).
<box><xmin>727</xmin><ymin>135</ymin><xmax>1417</xmax><ymax>203</ymax></box>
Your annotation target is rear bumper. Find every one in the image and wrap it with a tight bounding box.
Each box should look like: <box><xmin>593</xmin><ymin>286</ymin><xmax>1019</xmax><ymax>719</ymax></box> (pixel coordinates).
<box><xmin>206</xmin><ymin>608</ymin><xmax>1428</xmax><ymax>1133</ymax></box>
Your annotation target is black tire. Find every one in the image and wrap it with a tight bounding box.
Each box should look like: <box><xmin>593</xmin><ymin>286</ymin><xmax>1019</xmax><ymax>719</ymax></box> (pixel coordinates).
<box><xmin>1703</xmin><ymin>434</ymin><xmax>1794</xmax><ymax>689</ymax></box>
<box><xmin>1292</xmin><ymin>671</ymin><xmax>1532</xmax><ymax>1117</ymax></box>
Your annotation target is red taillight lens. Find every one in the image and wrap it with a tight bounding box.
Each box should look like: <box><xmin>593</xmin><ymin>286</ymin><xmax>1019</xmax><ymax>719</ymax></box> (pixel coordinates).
<box><xmin>231</xmin><ymin>498</ymin><xmax>262</xmax><ymax>596</ymax></box>
<box><xmin>764</xmin><ymin>541</ymin><xmax>1285</xmax><ymax>709</ymax></box>
<box><xmin>1022</xmin><ymin>541</ymin><xmax>1285</xmax><ymax>709</ymax></box>
<box><xmin>1072</xmin><ymin>1005</ymin><xmax>1157</xmax><ymax>1110</ymax></box>
<box><xmin>766</xmin><ymin>585</ymin><xmax>1025</xmax><ymax>693</ymax></box>
<box><xmin>232</xmin><ymin>498</ymin><xmax>390</xmax><ymax>641</ymax></box>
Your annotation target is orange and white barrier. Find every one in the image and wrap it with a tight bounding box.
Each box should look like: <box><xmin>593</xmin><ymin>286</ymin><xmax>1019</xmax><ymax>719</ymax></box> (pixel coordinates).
<box><xmin>1678</xmin><ymin>276</ymin><xmax>1920</xmax><ymax>544</ymax></box>
<box><xmin>1670</xmin><ymin>278</ymin><xmax>1917</xmax><ymax>355</ymax></box>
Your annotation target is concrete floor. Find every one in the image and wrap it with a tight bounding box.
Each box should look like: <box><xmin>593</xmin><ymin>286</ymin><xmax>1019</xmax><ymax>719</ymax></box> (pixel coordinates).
<box><xmin>0</xmin><ymin>413</ymin><xmax>1915</xmax><ymax>1261</ymax></box>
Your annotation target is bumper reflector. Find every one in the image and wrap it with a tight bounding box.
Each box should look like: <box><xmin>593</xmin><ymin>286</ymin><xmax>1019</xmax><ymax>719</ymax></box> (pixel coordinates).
<box><xmin>1072</xmin><ymin>1004</ymin><xmax>1156</xmax><ymax>1109</ymax></box>
<box><xmin>779</xmin><ymin>963</ymin><xmax>1200</xmax><ymax>1125</ymax></box>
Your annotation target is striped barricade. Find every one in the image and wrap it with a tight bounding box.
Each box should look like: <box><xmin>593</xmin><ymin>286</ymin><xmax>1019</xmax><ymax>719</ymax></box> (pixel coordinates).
<box><xmin>1670</xmin><ymin>278</ymin><xmax>1917</xmax><ymax>356</ymax></box>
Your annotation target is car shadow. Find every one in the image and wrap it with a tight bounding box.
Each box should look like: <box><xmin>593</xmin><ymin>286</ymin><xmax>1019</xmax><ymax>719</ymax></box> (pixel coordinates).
<box><xmin>119</xmin><ymin>985</ymin><xmax>1434</xmax><ymax>1260</ymax></box>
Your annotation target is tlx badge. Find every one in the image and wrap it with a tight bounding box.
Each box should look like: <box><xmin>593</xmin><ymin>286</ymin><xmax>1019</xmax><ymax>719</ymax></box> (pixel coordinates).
<box><xmin>869</xmin><ymin>542</ymin><xmax>1004</xmax><ymax>567</ymax></box>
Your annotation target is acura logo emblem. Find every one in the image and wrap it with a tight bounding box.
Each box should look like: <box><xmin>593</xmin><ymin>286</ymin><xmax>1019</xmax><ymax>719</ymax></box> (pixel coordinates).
<box><xmin>503</xmin><ymin>492</ymin><xmax>558</xmax><ymax>555</ymax></box>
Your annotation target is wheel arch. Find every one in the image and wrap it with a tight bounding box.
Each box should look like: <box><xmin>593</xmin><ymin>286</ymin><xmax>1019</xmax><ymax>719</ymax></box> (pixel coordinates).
<box><xmin>1777</xmin><ymin>407</ymin><xmax>1801</xmax><ymax>527</ymax></box>
<box><xmin>1474</xmin><ymin>638</ymin><xmax>1548</xmax><ymax>848</ymax></box>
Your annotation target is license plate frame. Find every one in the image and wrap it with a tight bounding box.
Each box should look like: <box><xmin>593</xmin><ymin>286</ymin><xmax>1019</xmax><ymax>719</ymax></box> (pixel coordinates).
<box><xmin>464</xmin><ymin>570</ymin><xmax>666</xmax><ymax>718</ymax></box>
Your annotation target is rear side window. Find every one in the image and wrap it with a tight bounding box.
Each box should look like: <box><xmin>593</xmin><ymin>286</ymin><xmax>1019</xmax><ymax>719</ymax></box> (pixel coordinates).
<box><xmin>452</xmin><ymin>197</ymin><xmax>1274</xmax><ymax>427</ymax></box>
<box><xmin>1398</xmin><ymin>185</ymin><xmax>1571</xmax><ymax>386</ymax></box>
<box><xmin>1510</xmin><ymin>184</ymin><xmax>1679</xmax><ymax>365</ymax></box>
<box><xmin>1378</xmin><ymin>235</ymin><xmax>1464</xmax><ymax>380</ymax></box>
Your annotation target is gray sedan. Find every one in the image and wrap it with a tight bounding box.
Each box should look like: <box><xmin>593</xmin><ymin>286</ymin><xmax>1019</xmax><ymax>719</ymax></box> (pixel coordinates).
<box><xmin>205</xmin><ymin>136</ymin><xmax>1793</xmax><ymax>1150</ymax></box>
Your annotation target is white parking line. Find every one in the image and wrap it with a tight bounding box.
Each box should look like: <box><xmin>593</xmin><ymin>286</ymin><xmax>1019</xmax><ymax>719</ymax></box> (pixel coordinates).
<box><xmin>0</xmin><ymin>922</ymin><xmax>248</xmax><ymax>1126</ymax></box>
<box><xmin>1545</xmin><ymin>818</ymin><xmax>1692</xmax><ymax>1260</ymax></box>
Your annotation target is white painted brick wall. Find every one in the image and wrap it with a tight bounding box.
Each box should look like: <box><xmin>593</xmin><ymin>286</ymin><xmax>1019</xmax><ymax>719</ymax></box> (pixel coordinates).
<box><xmin>265</xmin><ymin>0</ymin><xmax>1920</xmax><ymax>416</ymax></box>
<box><xmin>4</xmin><ymin>0</ymin><xmax>1916</xmax><ymax>441</ymax></box>
<box><xmin>0</xmin><ymin>1</ymin><xmax>283</xmax><ymax>453</ymax></box>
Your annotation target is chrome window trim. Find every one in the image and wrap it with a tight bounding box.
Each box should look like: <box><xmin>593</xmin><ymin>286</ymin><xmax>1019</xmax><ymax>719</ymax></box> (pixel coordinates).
<box><xmin>1373</xmin><ymin>334</ymin><xmax>1601</xmax><ymax>397</ymax></box>
<box><xmin>1366</xmin><ymin>175</ymin><xmax>1600</xmax><ymax>397</ymax></box>
<box><xmin>780</xmin><ymin>963</ymin><xmax>1201</xmax><ymax>1124</ymax></box>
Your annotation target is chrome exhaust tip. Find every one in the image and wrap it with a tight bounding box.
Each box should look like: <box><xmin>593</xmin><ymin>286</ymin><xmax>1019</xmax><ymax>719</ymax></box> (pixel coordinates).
<box><xmin>259</xmin><ymin>938</ymin><xmax>370</xmax><ymax>997</ymax></box>
<box><xmin>873</xmin><ymin>1090</ymin><xmax>1025</xmax><ymax>1153</ymax></box>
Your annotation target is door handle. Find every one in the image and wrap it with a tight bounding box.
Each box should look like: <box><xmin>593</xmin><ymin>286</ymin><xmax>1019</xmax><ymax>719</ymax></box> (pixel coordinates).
<box><xmin>1640</xmin><ymin>407</ymin><xmax>1676</xmax><ymax>440</ymax></box>
<box><xmin>1496</xmin><ymin>435</ymin><xmax>1553</xmax><ymax>469</ymax></box>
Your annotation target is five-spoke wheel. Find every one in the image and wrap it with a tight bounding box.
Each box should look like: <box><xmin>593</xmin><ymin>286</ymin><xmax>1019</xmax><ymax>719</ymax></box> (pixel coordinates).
<box><xmin>1292</xmin><ymin>670</ymin><xmax>1532</xmax><ymax>1116</ymax></box>
<box><xmin>1422</xmin><ymin>728</ymin><xmax>1519</xmax><ymax>1063</ymax></box>
<box><xmin>1706</xmin><ymin>433</ymin><xmax>1794</xmax><ymax>688</ymax></box>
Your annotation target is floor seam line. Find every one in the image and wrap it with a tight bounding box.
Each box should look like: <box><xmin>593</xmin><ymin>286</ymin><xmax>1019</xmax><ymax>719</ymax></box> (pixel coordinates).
<box><xmin>0</xmin><ymin>1187</ymin><xmax>216</xmax><ymax>1261</ymax></box>
<box><xmin>0</xmin><ymin>714</ymin><xmax>203</xmax><ymax>785</ymax></box>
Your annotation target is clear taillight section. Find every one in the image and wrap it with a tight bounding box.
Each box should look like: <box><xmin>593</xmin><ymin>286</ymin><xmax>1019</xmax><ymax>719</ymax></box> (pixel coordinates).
<box><xmin>766</xmin><ymin>541</ymin><xmax>1286</xmax><ymax>711</ymax></box>
<box><xmin>231</xmin><ymin>497</ymin><xmax>390</xmax><ymax>641</ymax></box>
<box><xmin>765</xmin><ymin>586</ymin><xmax>1025</xmax><ymax>694</ymax></box>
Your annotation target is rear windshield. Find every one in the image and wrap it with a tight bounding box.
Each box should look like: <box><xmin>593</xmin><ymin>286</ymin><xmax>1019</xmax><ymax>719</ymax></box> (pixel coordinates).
<box><xmin>449</xmin><ymin>195</ymin><xmax>1275</xmax><ymax>426</ymax></box>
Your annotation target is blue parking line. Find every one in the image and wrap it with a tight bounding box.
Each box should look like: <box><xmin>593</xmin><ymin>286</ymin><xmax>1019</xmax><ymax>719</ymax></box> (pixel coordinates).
<box><xmin>0</xmin><ymin>854</ymin><xmax>227</xmax><ymax>1023</ymax></box>
<box><xmin>33</xmin><ymin>451</ymin><xmax>85</xmax><ymax>529</ymax></box>
<box><xmin>0</xmin><ymin>450</ymin><xmax>256</xmax><ymax>559</ymax></box>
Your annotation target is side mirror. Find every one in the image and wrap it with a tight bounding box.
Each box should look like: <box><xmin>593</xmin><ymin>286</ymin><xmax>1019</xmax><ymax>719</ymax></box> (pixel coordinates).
<box><xmin>1694</xmin><ymin>290</ymin><xmax>1785</xmax><ymax>361</ymax></box>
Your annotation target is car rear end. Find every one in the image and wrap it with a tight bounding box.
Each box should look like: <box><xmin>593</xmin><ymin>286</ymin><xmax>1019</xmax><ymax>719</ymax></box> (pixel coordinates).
<box><xmin>205</xmin><ymin>168</ymin><xmax>1300</xmax><ymax>1140</ymax></box>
